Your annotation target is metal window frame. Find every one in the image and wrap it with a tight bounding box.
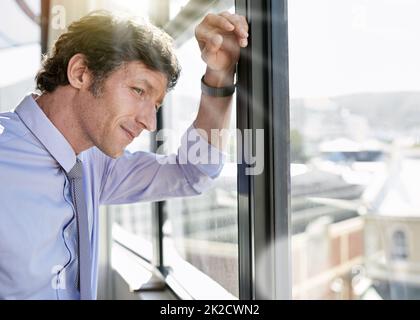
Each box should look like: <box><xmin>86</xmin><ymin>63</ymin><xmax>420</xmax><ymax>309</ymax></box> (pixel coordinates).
<box><xmin>235</xmin><ymin>0</ymin><xmax>291</xmax><ymax>300</ymax></box>
<box><xmin>149</xmin><ymin>0</ymin><xmax>169</xmax><ymax>276</ymax></box>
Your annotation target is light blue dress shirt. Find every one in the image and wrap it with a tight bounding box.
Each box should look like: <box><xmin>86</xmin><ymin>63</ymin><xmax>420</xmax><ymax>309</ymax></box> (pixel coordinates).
<box><xmin>0</xmin><ymin>94</ymin><xmax>224</xmax><ymax>300</ymax></box>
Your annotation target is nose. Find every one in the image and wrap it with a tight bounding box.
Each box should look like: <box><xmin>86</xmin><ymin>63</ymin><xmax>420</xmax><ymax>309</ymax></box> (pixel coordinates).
<box><xmin>135</xmin><ymin>101</ymin><xmax>157</xmax><ymax>132</ymax></box>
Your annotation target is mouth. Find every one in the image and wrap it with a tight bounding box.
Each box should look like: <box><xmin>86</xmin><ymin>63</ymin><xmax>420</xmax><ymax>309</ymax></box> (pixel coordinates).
<box><xmin>120</xmin><ymin>126</ymin><xmax>135</xmax><ymax>141</ymax></box>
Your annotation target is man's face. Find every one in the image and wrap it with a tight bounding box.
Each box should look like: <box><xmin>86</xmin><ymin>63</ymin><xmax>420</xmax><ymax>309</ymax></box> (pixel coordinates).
<box><xmin>77</xmin><ymin>61</ymin><xmax>167</xmax><ymax>158</ymax></box>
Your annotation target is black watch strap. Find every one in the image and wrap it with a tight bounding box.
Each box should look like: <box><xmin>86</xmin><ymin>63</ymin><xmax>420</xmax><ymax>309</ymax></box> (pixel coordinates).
<box><xmin>201</xmin><ymin>75</ymin><xmax>236</xmax><ymax>97</ymax></box>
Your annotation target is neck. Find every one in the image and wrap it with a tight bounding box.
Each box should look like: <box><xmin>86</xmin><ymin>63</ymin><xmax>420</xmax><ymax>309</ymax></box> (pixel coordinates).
<box><xmin>35</xmin><ymin>87</ymin><xmax>93</xmax><ymax>155</ymax></box>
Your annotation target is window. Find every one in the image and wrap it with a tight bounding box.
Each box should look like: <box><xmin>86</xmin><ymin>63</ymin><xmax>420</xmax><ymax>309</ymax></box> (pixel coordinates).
<box><xmin>289</xmin><ymin>0</ymin><xmax>420</xmax><ymax>300</ymax></box>
<box><xmin>161</xmin><ymin>2</ymin><xmax>239</xmax><ymax>299</ymax></box>
<box><xmin>390</xmin><ymin>229</ymin><xmax>408</xmax><ymax>261</ymax></box>
<box><xmin>37</xmin><ymin>0</ymin><xmax>420</xmax><ymax>300</ymax></box>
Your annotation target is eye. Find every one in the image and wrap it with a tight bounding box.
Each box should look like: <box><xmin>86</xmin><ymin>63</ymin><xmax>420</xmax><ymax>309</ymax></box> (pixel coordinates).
<box><xmin>132</xmin><ymin>87</ymin><xmax>145</xmax><ymax>96</ymax></box>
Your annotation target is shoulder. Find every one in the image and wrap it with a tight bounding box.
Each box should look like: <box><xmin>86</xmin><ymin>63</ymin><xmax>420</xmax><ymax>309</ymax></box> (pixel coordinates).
<box><xmin>0</xmin><ymin>110</ymin><xmax>30</xmax><ymax>144</ymax></box>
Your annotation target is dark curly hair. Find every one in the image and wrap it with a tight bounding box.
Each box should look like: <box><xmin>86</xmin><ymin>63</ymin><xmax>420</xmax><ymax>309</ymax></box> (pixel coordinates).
<box><xmin>36</xmin><ymin>11</ymin><xmax>181</xmax><ymax>96</ymax></box>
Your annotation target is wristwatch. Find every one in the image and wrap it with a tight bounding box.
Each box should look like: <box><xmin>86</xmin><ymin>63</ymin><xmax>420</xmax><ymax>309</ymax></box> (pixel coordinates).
<box><xmin>201</xmin><ymin>75</ymin><xmax>236</xmax><ymax>97</ymax></box>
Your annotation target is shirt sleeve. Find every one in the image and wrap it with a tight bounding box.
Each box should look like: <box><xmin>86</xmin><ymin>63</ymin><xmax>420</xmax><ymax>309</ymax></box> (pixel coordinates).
<box><xmin>97</xmin><ymin>124</ymin><xmax>226</xmax><ymax>205</ymax></box>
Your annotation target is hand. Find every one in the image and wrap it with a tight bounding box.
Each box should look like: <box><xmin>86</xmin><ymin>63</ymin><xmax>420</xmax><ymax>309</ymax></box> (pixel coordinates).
<box><xmin>195</xmin><ymin>12</ymin><xmax>249</xmax><ymax>76</ymax></box>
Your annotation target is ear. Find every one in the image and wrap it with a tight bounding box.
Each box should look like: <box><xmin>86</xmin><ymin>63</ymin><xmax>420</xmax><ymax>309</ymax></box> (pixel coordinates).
<box><xmin>67</xmin><ymin>53</ymin><xmax>92</xmax><ymax>90</ymax></box>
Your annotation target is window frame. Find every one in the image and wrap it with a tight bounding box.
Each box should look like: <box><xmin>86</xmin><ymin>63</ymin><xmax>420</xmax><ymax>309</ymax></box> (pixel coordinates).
<box><xmin>235</xmin><ymin>0</ymin><xmax>291</xmax><ymax>300</ymax></box>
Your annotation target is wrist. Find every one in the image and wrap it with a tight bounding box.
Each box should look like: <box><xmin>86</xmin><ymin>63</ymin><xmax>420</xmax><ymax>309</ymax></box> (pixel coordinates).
<box><xmin>204</xmin><ymin>67</ymin><xmax>235</xmax><ymax>88</ymax></box>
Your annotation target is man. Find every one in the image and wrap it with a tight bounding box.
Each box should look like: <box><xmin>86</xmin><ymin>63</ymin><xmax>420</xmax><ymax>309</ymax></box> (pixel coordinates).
<box><xmin>0</xmin><ymin>11</ymin><xmax>248</xmax><ymax>299</ymax></box>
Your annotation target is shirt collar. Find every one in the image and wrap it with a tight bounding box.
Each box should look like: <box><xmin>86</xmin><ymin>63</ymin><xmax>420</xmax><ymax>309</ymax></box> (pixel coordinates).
<box><xmin>15</xmin><ymin>93</ymin><xmax>77</xmax><ymax>173</ymax></box>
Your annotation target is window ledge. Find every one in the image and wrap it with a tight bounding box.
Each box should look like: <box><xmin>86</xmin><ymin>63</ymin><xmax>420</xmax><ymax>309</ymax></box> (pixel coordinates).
<box><xmin>112</xmin><ymin>242</ymin><xmax>166</xmax><ymax>292</ymax></box>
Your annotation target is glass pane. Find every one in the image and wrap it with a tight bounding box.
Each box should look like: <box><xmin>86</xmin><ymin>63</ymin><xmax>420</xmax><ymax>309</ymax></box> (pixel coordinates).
<box><xmin>162</xmin><ymin>4</ymin><xmax>239</xmax><ymax>299</ymax></box>
<box><xmin>0</xmin><ymin>0</ymin><xmax>41</xmax><ymax>111</ymax></box>
<box><xmin>289</xmin><ymin>0</ymin><xmax>420</xmax><ymax>299</ymax></box>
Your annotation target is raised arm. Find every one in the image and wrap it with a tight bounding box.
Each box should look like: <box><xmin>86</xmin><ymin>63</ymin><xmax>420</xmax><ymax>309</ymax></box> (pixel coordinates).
<box><xmin>193</xmin><ymin>12</ymin><xmax>249</xmax><ymax>150</ymax></box>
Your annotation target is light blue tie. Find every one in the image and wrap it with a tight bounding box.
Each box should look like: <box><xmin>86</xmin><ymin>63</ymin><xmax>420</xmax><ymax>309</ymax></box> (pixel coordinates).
<box><xmin>66</xmin><ymin>159</ymin><xmax>92</xmax><ymax>300</ymax></box>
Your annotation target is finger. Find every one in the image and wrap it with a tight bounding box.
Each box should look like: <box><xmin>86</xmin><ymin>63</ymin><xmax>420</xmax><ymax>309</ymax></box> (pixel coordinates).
<box><xmin>202</xmin><ymin>13</ymin><xmax>235</xmax><ymax>32</ymax></box>
<box><xmin>203</xmin><ymin>32</ymin><xmax>224</xmax><ymax>53</ymax></box>
<box><xmin>197</xmin><ymin>19</ymin><xmax>248</xmax><ymax>49</ymax></box>
<box><xmin>240</xmin><ymin>15</ymin><xmax>249</xmax><ymax>33</ymax></box>
<box><xmin>208</xmin><ymin>34</ymin><xmax>223</xmax><ymax>53</ymax></box>
<box><xmin>229</xmin><ymin>14</ymin><xmax>248</xmax><ymax>47</ymax></box>
<box><xmin>198</xmin><ymin>27</ymin><xmax>247</xmax><ymax>50</ymax></box>
<box><xmin>196</xmin><ymin>23</ymin><xmax>224</xmax><ymax>51</ymax></box>
<box><xmin>219</xmin><ymin>12</ymin><xmax>249</xmax><ymax>39</ymax></box>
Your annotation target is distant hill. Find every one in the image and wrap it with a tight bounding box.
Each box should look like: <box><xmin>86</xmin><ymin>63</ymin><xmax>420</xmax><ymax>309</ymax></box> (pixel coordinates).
<box><xmin>292</xmin><ymin>91</ymin><xmax>420</xmax><ymax>134</ymax></box>
<box><xmin>332</xmin><ymin>92</ymin><xmax>420</xmax><ymax>132</ymax></box>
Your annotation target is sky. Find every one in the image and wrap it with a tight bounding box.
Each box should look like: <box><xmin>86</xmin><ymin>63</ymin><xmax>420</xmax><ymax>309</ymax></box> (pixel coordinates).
<box><xmin>288</xmin><ymin>0</ymin><xmax>420</xmax><ymax>98</ymax></box>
